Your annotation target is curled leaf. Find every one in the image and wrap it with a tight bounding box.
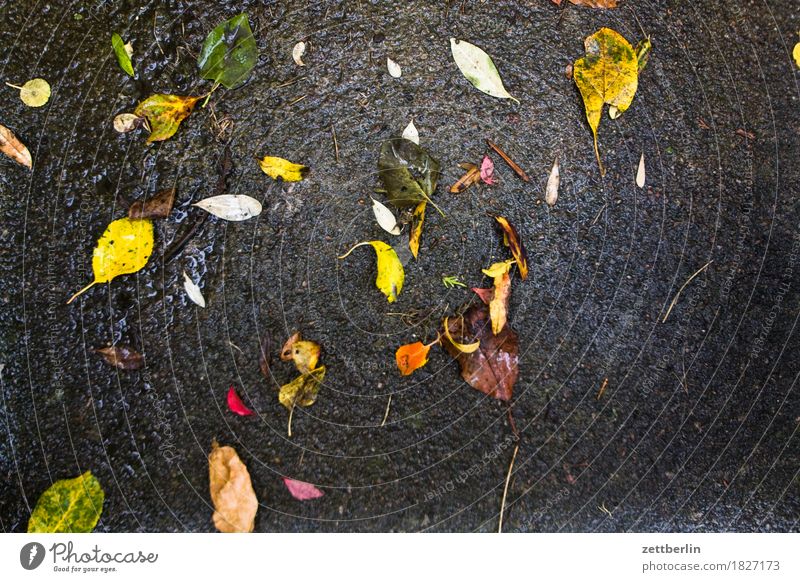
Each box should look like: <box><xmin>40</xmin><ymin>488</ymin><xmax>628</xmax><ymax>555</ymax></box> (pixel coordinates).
<box><xmin>280</xmin><ymin>332</ymin><xmax>321</xmax><ymax>374</ymax></box>
<box><xmin>198</xmin><ymin>13</ymin><xmax>258</xmax><ymax>89</ymax></box>
<box><xmin>573</xmin><ymin>28</ymin><xmax>638</xmax><ymax>174</ymax></box>
<box><xmin>494</xmin><ymin>217</ymin><xmax>528</xmax><ymax>280</ymax></box>
<box><xmin>134</xmin><ymin>94</ymin><xmax>200</xmax><ymax>142</ymax></box>
<box><xmin>279</xmin><ymin>366</ymin><xmax>326</xmax><ymax>410</ymax></box>
<box><xmin>408</xmin><ymin>201</ymin><xmax>426</xmax><ymax>259</ymax></box>
<box><xmin>183</xmin><ymin>271</ymin><xmax>206</xmax><ymax>308</ymax></box>
<box><xmin>545</xmin><ymin>158</ymin><xmax>560</xmax><ymax>206</ymax></box>
<box><xmin>28</xmin><ymin>471</ymin><xmax>104</xmax><ymax>533</ymax></box>
<box><xmin>387</xmin><ymin>57</ymin><xmax>402</xmax><ymax>78</ymax></box>
<box><xmin>482</xmin><ymin>259</ymin><xmax>513</xmax><ymax>334</ymax></box>
<box><xmin>395</xmin><ymin>340</ymin><xmax>434</xmax><ymax>375</ymax></box>
<box><xmin>95</xmin><ymin>345</ymin><xmax>144</xmax><ymax>370</ymax></box>
<box><xmin>443</xmin><ymin>316</ymin><xmax>480</xmax><ymax>354</ymax></box>
<box><xmin>193</xmin><ymin>194</ymin><xmax>262</xmax><ymax>221</ymax></box>
<box><xmin>0</xmin><ymin>124</ymin><xmax>32</xmax><ymax>168</ymax></box>
<box><xmin>378</xmin><ymin>138</ymin><xmax>441</xmax><ymax>209</ymax></box>
<box><xmin>292</xmin><ymin>41</ymin><xmax>306</xmax><ymax>66</ymax></box>
<box><xmin>227</xmin><ymin>385</ymin><xmax>254</xmax><ymax>416</ymax></box>
<box><xmin>111</xmin><ymin>33</ymin><xmax>134</xmax><ymax>77</ymax></box>
<box><xmin>480</xmin><ymin>155</ymin><xmax>496</xmax><ymax>185</ymax></box>
<box><xmin>371</xmin><ymin>197</ymin><xmax>401</xmax><ymax>235</ymax></box>
<box><xmin>283</xmin><ymin>477</ymin><xmax>324</xmax><ymax>501</ymax></box>
<box><xmin>113</xmin><ymin>113</ymin><xmax>143</xmax><ymax>133</ymax></box>
<box><xmin>258</xmin><ymin>155</ymin><xmax>309</xmax><ymax>182</ymax></box>
<box><xmin>402</xmin><ymin>119</ymin><xmax>419</xmax><ymax>144</ymax></box>
<box><xmin>636</xmin><ymin>152</ymin><xmax>646</xmax><ymax>188</ymax></box>
<box><xmin>338</xmin><ymin>241</ymin><xmax>404</xmax><ymax>303</ymax></box>
<box><xmin>208</xmin><ymin>442</ymin><xmax>258</xmax><ymax>533</ymax></box>
<box><xmin>450</xmin><ymin>38</ymin><xmax>518</xmax><ymax>103</ymax></box>
<box><xmin>128</xmin><ymin>187</ymin><xmax>176</xmax><ymax>220</ymax></box>
<box><xmin>67</xmin><ymin>217</ymin><xmax>154</xmax><ymax>304</ymax></box>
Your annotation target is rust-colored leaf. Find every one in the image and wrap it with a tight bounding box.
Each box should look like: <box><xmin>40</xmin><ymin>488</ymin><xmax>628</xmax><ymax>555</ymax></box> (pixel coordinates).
<box><xmin>551</xmin><ymin>0</ymin><xmax>618</xmax><ymax>7</ymax></box>
<box><xmin>450</xmin><ymin>163</ymin><xmax>481</xmax><ymax>193</ymax></box>
<box><xmin>485</xmin><ymin>139</ymin><xmax>529</xmax><ymax>182</ymax></box>
<box><xmin>395</xmin><ymin>340</ymin><xmax>434</xmax><ymax>376</ymax></box>
<box><xmin>208</xmin><ymin>441</ymin><xmax>258</xmax><ymax>533</ymax></box>
<box><xmin>128</xmin><ymin>188</ymin><xmax>176</xmax><ymax>220</ymax></box>
<box><xmin>441</xmin><ymin>304</ymin><xmax>519</xmax><ymax>401</ymax></box>
<box><xmin>0</xmin><ymin>124</ymin><xmax>32</xmax><ymax>168</ymax></box>
<box><xmin>494</xmin><ymin>216</ymin><xmax>529</xmax><ymax>280</ymax></box>
<box><xmin>280</xmin><ymin>332</ymin><xmax>321</xmax><ymax>374</ymax></box>
<box><xmin>94</xmin><ymin>345</ymin><xmax>144</xmax><ymax>370</ymax></box>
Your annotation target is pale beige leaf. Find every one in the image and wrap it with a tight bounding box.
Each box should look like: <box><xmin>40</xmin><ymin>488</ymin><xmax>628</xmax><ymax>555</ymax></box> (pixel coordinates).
<box><xmin>292</xmin><ymin>41</ymin><xmax>306</xmax><ymax>66</ymax></box>
<box><xmin>193</xmin><ymin>195</ymin><xmax>262</xmax><ymax>221</ymax></box>
<box><xmin>0</xmin><ymin>124</ymin><xmax>32</xmax><ymax>168</ymax></box>
<box><xmin>371</xmin><ymin>197</ymin><xmax>401</xmax><ymax>235</ymax></box>
<box><xmin>402</xmin><ymin>119</ymin><xmax>419</xmax><ymax>144</ymax></box>
<box><xmin>113</xmin><ymin>113</ymin><xmax>141</xmax><ymax>133</ymax></box>
<box><xmin>450</xmin><ymin>38</ymin><xmax>518</xmax><ymax>103</ymax></box>
<box><xmin>545</xmin><ymin>158</ymin><xmax>560</xmax><ymax>206</ymax></box>
<box><xmin>208</xmin><ymin>442</ymin><xmax>258</xmax><ymax>533</ymax></box>
<box><xmin>387</xmin><ymin>57</ymin><xmax>402</xmax><ymax>78</ymax></box>
<box><xmin>183</xmin><ymin>271</ymin><xmax>206</xmax><ymax>308</ymax></box>
<box><xmin>636</xmin><ymin>152</ymin><xmax>646</xmax><ymax>188</ymax></box>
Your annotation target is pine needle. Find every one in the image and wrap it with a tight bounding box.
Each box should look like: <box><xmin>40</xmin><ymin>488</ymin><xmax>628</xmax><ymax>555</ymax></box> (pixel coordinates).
<box><xmin>498</xmin><ymin>443</ymin><xmax>520</xmax><ymax>533</ymax></box>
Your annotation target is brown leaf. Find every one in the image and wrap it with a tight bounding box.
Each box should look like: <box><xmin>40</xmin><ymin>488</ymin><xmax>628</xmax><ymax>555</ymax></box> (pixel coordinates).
<box><xmin>208</xmin><ymin>441</ymin><xmax>258</xmax><ymax>533</ymax></box>
<box><xmin>494</xmin><ymin>216</ymin><xmax>529</xmax><ymax>280</ymax></box>
<box><xmin>441</xmin><ymin>304</ymin><xmax>519</xmax><ymax>401</ymax></box>
<box><xmin>0</xmin><ymin>124</ymin><xmax>32</xmax><ymax>168</ymax></box>
<box><xmin>128</xmin><ymin>188</ymin><xmax>176</xmax><ymax>220</ymax></box>
<box><xmin>485</xmin><ymin>139</ymin><xmax>529</xmax><ymax>182</ymax></box>
<box><xmin>551</xmin><ymin>0</ymin><xmax>618</xmax><ymax>6</ymax></box>
<box><xmin>450</xmin><ymin>164</ymin><xmax>481</xmax><ymax>193</ymax></box>
<box><xmin>94</xmin><ymin>345</ymin><xmax>144</xmax><ymax>370</ymax></box>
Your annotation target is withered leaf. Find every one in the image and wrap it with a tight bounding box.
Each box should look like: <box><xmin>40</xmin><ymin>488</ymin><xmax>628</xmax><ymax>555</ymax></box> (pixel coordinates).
<box><xmin>208</xmin><ymin>441</ymin><xmax>258</xmax><ymax>533</ymax></box>
<box><xmin>0</xmin><ymin>124</ymin><xmax>32</xmax><ymax>168</ymax></box>
<box><xmin>442</xmin><ymin>304</ymin><xmax>519</xmax><ymax>401</ymax></box>
<box><xmin>450</xmin><ymin>163</ymin><xmax>481</xmax><ymax>194</ymax></box>
<box><xmin>128</xmin><ymin>187</ymin><xmax>176</xmax><ymax>220</ymax></box>
<box><xmin>494</xmin><ymin>216</ymin><xmax>529</xmax><ymax>280</ymax></box>
<box><xmin>95</xmin><ymin>345</ymin><xmax>144</xmax><ymax>370</ymax></box>
<box><xmin>280</xmin><ymin>332</ymin><xmax>321</xmax><ymax>374</ymax></box>
<box><xmin>378</xmin><ymin>137</ymin><xmax>441</xmax><ymax>209</ymax></box>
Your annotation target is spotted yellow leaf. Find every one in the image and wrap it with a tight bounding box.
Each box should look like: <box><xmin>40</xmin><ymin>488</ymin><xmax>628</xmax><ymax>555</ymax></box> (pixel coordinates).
<box><xmin>409</xmin><ymin>201</ymin><xmax>426</xmax><ymax>259</ymax></box>
<box><xmin>258</xmin><ymin>155</ymin><xmax>309</xmax><ymax>182</ymax></box>
<box><xmin>338</xmin><ymin>240</ymin><xmax>404</xmax><ymax>303</ymax></box>
<box><xmin>134</xmin><ymin>94</ymin><xmax>201</xmax><ymax>142</ymax></box>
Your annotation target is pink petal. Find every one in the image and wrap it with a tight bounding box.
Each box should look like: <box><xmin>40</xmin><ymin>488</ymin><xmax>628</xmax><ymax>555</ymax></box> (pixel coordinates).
<box><xmin>227</xmin><ymin>385</ymin><xmax>255</xmax><ymax>416</ymax></box>
<box><xmin>283</xmin><ymin>477</ymin><xmax>324</xmax><ymax>501</ymax></box>
<box><xmin>472</xmin><ymin>287</ymin><xmax>494</xmax><ymax>305</ymax></box>
<box><xmin>480</xmin><ymin>155</ymin><xmax>496</xmax><ymax>185</ymax></box>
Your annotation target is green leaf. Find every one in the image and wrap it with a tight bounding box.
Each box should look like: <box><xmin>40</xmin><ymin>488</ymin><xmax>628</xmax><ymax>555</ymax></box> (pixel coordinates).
<box><xmin>111</xmin><ymin>33</ymin><xmax>134</xmax><ymax>77</ymax></box>
<box><xmin>377</xmin><ymin>138</ymin><xmax>441</xmax><ymax>210</ymax></box>
<box><xmin>198</xmin><ymin>13</ymin><xmax>258</xmax><ymax>89</ymax></box>
<box><xmin>28</xmin><ymin>471</ymin><xmax>105</xmax><ymax>533</ymax></box>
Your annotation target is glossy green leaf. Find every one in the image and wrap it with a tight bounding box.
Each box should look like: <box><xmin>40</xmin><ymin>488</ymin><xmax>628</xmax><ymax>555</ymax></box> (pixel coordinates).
<box><xmin>111</xmin><ymin>33</ymin><xmax>134</xmax><ymax>77</ymax></box>
<box><xmin>28</xmin><ymin>471</ymin><xmax>104</xmax><ymax>533</ymax></box>
<box><xmin>198</xmin><ymin>13</ymin><xmax>258</xmax><ymax>89</ymax></box>
<box><xmin>377</xmin><ymin>138</ymin><xmax>441</xmax><ymax>209</ymax></box>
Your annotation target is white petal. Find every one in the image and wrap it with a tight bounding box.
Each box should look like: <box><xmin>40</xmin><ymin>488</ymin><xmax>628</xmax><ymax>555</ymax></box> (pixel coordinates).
<box><xmin>193</xmin><ymin>195</ymin><xmax>262</xmax><ymax>221</ymax></box>
<box><xmin>183</xmin><ymin>272</ymin><xmax>206</xmax><ymax>308</ymax></box>
<box><xmin>402</xmin><ymin>119</ymin><xmax>419</xmax><ymax>144</ymax></box>
<box><xmin>371</xmin><ymin>197</ymin><xmax>401</xmax><ymax>235</ymax></box>
<box><xmin>545</xmin><ymin>158</ymin><xmax>560</xmax><ymax>207</ymax></box>
<box><xmin>636</xmin><ymin>152</ymin><xmax>646</xmax><ymax>188</ymax></box>
<box><xmin>292</xmin><ymin>41</ymin><xmax>306</xmax><ymax>66</ymax></box>
<box><xmin>387</xmin><ymin>57</ymin><xmax>402</xmax><ymax>78</ymax></box>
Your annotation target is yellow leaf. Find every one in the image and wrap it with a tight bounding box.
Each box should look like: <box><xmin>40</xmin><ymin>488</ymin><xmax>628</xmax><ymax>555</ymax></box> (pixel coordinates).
<box><xmin>279</xmin><ymin>366</ymin><xmax>326</xmax><ymax>410</ymax></box>
<box><xmin>443</xmin><ymin>317</ymin><xmax>480</xmax><ymax>353</ymax></box>
<box><xmin>67</xmin><ymin>217</ymin><xmax>154</xmax><ymax>303</ymax></box>
<box><xmin>482</xmin><ymin>259</ymin><xmax>514</xmax><ymax>279</ymax></box>
<box><xmin>134</xmin><ymin>94</ymin><xmax>201</xmax><ymax>142</ymax></box>
<box><xmin>258</xmin><ymin>155</ymin><xmax>309</xmax><ymax>182</ymax></box>
<box><xmin>794</xmin><ymin>41</ymin><xmax>800</xmax><ymax>69</ymax></box>
<box><xmin>573</xmin><ymin>28</ymin><xmax>638</xmax><ymax>175</ymax></box>
<box><xmin>10</xmin><ymin>78</ymin><xmax>51</xmax><ymax>107</ymax></box>
<box><xmin>280</xmin><ymin>332</ymin><xmax>321</xmax><ymax>374</ymax></box>
<box><xmin>338</xmin><ymin>241</ymin><xmax>404</xmax><ymax>303</ymax></box>
<box><xmin>409</xmin><ymin>201</ymin><xmax>426</xmax><ymax>259</ymax></box>
<box><xmin>481</xmin><ymin>260</ymin><xmax>513</xmax><ymax>334</ymax></box>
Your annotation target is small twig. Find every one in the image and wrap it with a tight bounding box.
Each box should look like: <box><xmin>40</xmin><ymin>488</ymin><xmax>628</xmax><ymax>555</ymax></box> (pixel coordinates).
<box><xmin>153</xmin><ymin>11</ymin><xmax>165</xmax><ymax>56</ymax></box>
<box><xmin>596</xmin><ymin>377</ymin><xmax>608</xmax><ymax>400</ymax></box>
<box><xmin>498</xmin><ymin>443</ymin><xmax>520</xmax><ymax>533</ymax></box>
<box><xmin>287</xmin><ymin>95</ymin><xmax>307</xmax><ymax>107</ymax></box>
<box><xmin>486</xmin><ymin>139</ymin><xmax>529</xmax><ymax>182</ymax></box>
<box><xmin>381</xmin><ymin>395</ymin><xmax>392</xmax><ymax>426</ymax></box>
<box><xmin>662</xmin><ymin>260</ymin><xmax>713</xmax><ymax>323</ymax></box>
<box><xmin>331</xmin><ymin>124</ymin><xmax>340</xmax><ymax>163</ymax></box>
<box><xmin>287</xmin><ymin>404</ymin><xmax>295</xmax><ymax>437</ymax></box>
<box><xmin>598</xmin><ymin>502</ymin><xmax>613</xmax><ymax>517</ymax></box>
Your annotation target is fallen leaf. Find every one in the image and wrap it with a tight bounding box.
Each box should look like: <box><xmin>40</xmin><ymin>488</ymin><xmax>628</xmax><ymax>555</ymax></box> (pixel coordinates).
<box><xmin>208</xmin><ymin>442</ymin><xmax>258</xmax><ymax>533</ymax></box>
<box><xmin>636</xmin><ymin>37</ymin><xmax>652</xmax><ymax>73</ymax></box>
<box><xmin>408</xmin><ymin>201</ymin><xmax>426</xmax><ymax>259</ymax></box>
<box><xmin>227</xmin><ymin>385</ymin><xmax>254</xmax><ymax>416</ymax></box>
<box><xmin>395</xmin><ymin>340</ymin><xmax>435</xmax><ymax>375</ymax></box>
<box><xmin>95</xmin><ymin>345</ymin><xmax>144</xmax><ymax>370</ymax></box>
<box><xmin>387</xmin><ymin>57</ymin><xmax>402</xmax><ymax>78</ymax></box>
<box><xmin>280</xmin><ymin>332</ymin><xmax>321</xmax><ymax>374</ymax></box>
<box><xmin>486</xmin><ymin>139</ymin><xmax>529</xmax><ymax>181</ymax></box>
<box><xmin>338</xmin><ymin>241</ymin><xmax>404</xmax><ymax>303</ymax></box>
<box><xmin>134</xmin><ymin>94</ymin><xmax>201</xmax><ymax>142</ymax></box>
<box><xmin>67</xmin><ymin>217</ymin><xmax>154</xmax><ymax>304</ymax></box>
<box><xmin>450</xmin><ymin>163</ymin><xmax>481</xmax><ymax>193</ymax></box>
<box><xmin>480</xmin><ymin>155</ymin><xmax>496</xmax><ymax>185</ymax></box>
<box><xmin>292</xmin><ymin>41</ymin><xmax>306</xmax><ymax>66</ymax></box>
<box><xmin>450</xmin><ymin>39</ymin><xmax>518</xmax><ymax>103</ymax></box>
<box><xmin>111</xmin><ymin>33</ymin><xmax>134</xmax><ymax>77</ymax></box>
<box><xmin>794</xmin><ymin>41</ymin><xmax>800</xmax><ymax>68</ymax></box>
<box><xmin>113</xmin><ymin>113</ymin><xmax>143</xmax><ymax>133</ymax></box>
<box><xmin>402</xmin><ymin>119</ymin><xmax>419</xmax><ymax>144</ymax></box>
<box><xmin>636</xmin><ymin>152</ymin><xmax>646</xmax><ymax>188</ymax></box>
<box><xmin>183</xmin><ymin>271</ymin><xmax>206</xmax><ymax>308</ymax></box>
<box><xmin>494</xmin><ymin>217</ymin><xmax>528</xmax><ymax>280</ymax></box>
<box><xmin>258</xmin><ymin>155</ymin><xmax>309</xmax><ymax>182</ymax></box>
<box><xmin>545</xmin><ymin>158</ymin><xmax>560</xmax><ymax>206</ymax></box>
<box><xmin>28</xmin><ymin>471</ymin><xmax>104</xmax><ymax>533</ymax></box>
<box><xmin>442</xmin><ymin>304</ymin><xmax>519</xmax><ymax>401</ymax></box>
<box><xmin>552</xmin><ymin>0</ymin><xmax>618</xmax><ymax>7</ymax></box>
<box><xmin>193</xmin><ymin>194</ymin><xmax>262</xmax><ymax>221</ymax></box>
<box><xmin>378</xmin><ymin>138</ymin><xmax>441</xmax><ymax>209</ymax></box>
<box><xmin>128</xmin><ymin>187</ymin><xmax>176</xmax><ymax>219</ymax></box>
<box><xmin>442</xmin><ymin>316</ymin><xmax>481</xmax><ymax>353</ymax></box>
<box><xmin>279</xmin><ymin>366</ymin><xmax>326</xmax><ymax>410</ymax></box>
<box><xmin>573</xmin><ymin>28</ymin><xmax>638</xmax><ymax>174</ymax></box>
<box><xmin>371</xmin><ymin>197</ymin><xmax>401</xmax><ymax>235</ymax></box>
<box><xmin>9</xmin><ymin>78</ymin><xmax>51</xmax><ymax>107</ymax></box>
<box><xmin>283</xmin><ymin>477</ymin><xmax>324</xmax><ymax>500</ymax></box>
<box><xmin>482</xmin><ymin>259</ymin><xmax>514</xmax><ymax>334</ymax></box>
<box><xmin>198</xmin><ymin>13</ymin><xmax>258</xmax><ymax>89</ymax></box>
<box><xmin>0</xmin><ymin>124</ymin><xmax>32</xmax><ymax>168</ymax></box>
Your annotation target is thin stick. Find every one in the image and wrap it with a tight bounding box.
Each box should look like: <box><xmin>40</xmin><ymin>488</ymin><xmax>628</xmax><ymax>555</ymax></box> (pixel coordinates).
<box><xmin>662</xmin><ymin>260</ymin><xmax>713</xmax><ymax>322</ymax></box>
<box><xmin>381</xmin><ymin>395</ymin><xmax>392</xmax><ymax>426</ymax></box>
<box><xmin>287</xmin><ymin>404</ymin><xmax>295</xmax><ymax>437</ymax></box>
<box><xmin>596</xmin><ymin>377</ymin><xmax>608</xmax><ymax>400</ymax></box>
<box><xmin>287</xmin><ymin>95</ymin><xmax>307</xmax><ymax>106</ymax></box>
<box><xmin>591</xmin><ymin>203</ymin><xmax>608</xmax><ymax>226</ymax></box>
<box><xmin>153</xmin><ymin>11</ymin><xmax>165</xmax><ymax>56</ymax></box>
<box><xmin>331</xmin><ymin>124</ymin><xmax>340</xmax><ymax>163</ymax></box>
<box><xmin>498</xmin><ymin>443</ymin><xmax>520</xmax><ymax>533</ymax></box>
<box><xmin>486</xmin><ymin>139</ymin><xmax>529</xmax><ymax>182</ymax></box>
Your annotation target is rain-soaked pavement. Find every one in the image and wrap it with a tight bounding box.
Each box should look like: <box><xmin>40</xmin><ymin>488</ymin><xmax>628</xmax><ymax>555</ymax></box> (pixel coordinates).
<box><xmin>1</xmin><ymin>1</ymin><xmax>798</xmax><ymax>532</ymax></box>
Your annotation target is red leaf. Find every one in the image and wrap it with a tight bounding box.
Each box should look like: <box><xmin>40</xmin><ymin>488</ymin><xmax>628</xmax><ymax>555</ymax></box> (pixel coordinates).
<box><xmin>227</xmin><ymin>385</ymin><xmax>255</xmax><ymax>416</ymax></box>
<box><xmin>472</xmin><ymin>287</ymin><xmax>493</xmax><ymax>304</ymax></box>
<box><xmin>480</xmin><ymin>155</ymin><xmax>496</xmax><ymax>185</ymax></box>
<box><xmin>283</xmin><ymin>477</ymin><xmax>324</xmax><ymax>500</ymax></box>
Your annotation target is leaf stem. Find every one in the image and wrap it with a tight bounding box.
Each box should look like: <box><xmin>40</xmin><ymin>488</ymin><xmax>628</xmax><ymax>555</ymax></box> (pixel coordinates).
<box><xmin>5</xmin><ymin>82</ymin><xmax>23</xmax><ymax>90</ymax></box>
<box><xmin>202</xmin><ymin>82</ymin><xmax>220</xmax><ymax>108</ymax></box>
<box><xmin>66</xmin><ymin>281</ymin><xmax>96</xmax><ymax>304</ymax></box>
<box><xmin>287</xmin><ymin>404</ymin><xmax>295</xmax><ymax>437</ymax></box>
<box><xmin>593</xmin><ymin>132</ymin><xmax>605</xmax><ymax>176</ymax></box>
<box><xmin>337</xmin><ymin>241</ymin><xmax>371</xmax><ymax>259</ymax></box>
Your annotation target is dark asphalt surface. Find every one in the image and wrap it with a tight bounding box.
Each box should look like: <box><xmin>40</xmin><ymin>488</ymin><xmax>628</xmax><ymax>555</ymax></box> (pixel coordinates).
<box><xmin>1</xmin><ymin>0</ymin><xmax>798</xmax><ymax>532</ymax></box>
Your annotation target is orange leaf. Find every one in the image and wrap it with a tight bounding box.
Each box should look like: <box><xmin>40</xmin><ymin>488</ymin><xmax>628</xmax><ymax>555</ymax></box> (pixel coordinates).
<box><xmin>495</xmin><ymin>216</ymin><xmax>529</xmax><ymax>279</ymax></box>
<box><xmin>395</xmin><ymin>341</ymin><xmax>432</xmax><ymax>375</ymax></box>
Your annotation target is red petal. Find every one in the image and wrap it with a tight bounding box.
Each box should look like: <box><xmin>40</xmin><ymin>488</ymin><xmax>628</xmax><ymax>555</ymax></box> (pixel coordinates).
<box><xmin>227</xmin><ymin>385</ymin><xmax>255</xmax><ymax>416</ymax></box>
<box><xmin>480</xmin><ymin>155</ymin><xmax>496</xmax><ymax>185</ymax></box>
<box><xmin>283</xmin><ymin>477</ymin><xmax>324</xmax><ymax>500</ymax></box>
